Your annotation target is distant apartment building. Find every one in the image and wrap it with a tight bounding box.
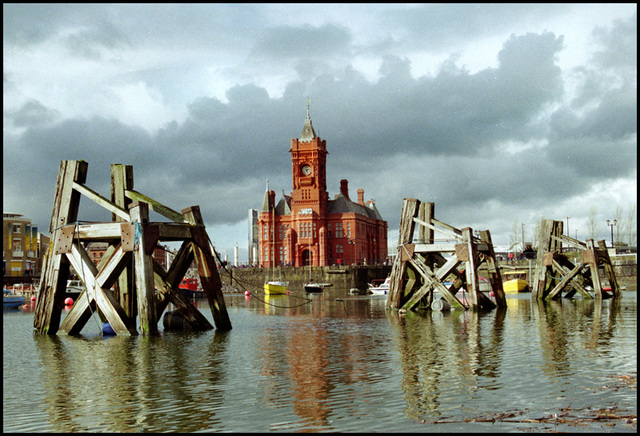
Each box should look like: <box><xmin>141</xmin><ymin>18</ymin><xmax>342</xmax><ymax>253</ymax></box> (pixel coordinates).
<box><xmin>3</xmin><ymin>212</ymin><xmax>49</xmax><ymax>278</ymax></box>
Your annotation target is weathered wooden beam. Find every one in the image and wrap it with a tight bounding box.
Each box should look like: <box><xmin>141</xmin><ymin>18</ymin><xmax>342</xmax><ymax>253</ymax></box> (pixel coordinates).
<box><xmin>72</xmin><ymin>181</ymin><xmax>130</xmax><ymax>221</ymax></box>
<box><xmin>532</xmin><ymin>219</ymin><xmax>555</xmax><ymax>299</ymax></box>
<box><xmin>59</xmin><ymin>241</ymin><xmax>137</xmax><ymax>335</ymax></box>
<box><xmin>551</xmin><ymin>234</ymin><xmax>587</xmax><ymax>251</ymax></box>
<box><xmin>413</xmin><ymin>243</ymin><xmax>459</xmax><ymax>253</ymax></box>
<box><xmin>125</xmin><ymin>189</ymin><xmax>185</xmax><ymax>223</ymax></box>
<box><xmin>597</xmin><ymin>239</ymin><xmax>621</xmax><ymax>299</ymax></box>
<box><xmin>154</xmin><ymin>240</ymin><xmax>194</xmax><ymax>314</ymax></box>
<box><xmin>111</xmin><ymin>164</ymin><xmax>135</xmax><ymax>317</ymax></box>
<box><xmin>388</xmin><ymin>198</ymin><xmax>420</xmax><ymax>310</ymax></box>
<box><xmin>462</xmin><ymin>228</ymin><xmax>481</xmax><ymax>309</ymax></box>
<box><xmin>182</xmin><ymin>206</ymin><xmax>232</xmax><ymax>331</ymax></box>
<box><xmin>130</xmin><ymin>202</ymin><xmax>158</xmax><ymax>335</ymax></box>
<box><xmin>417</xmin><ymin>202</ymin><xmax>434</xmax><ymax>244</ymax></box>
<box><xmin>58</xmin><ymin>292</ymin><xmax>95</xmax><ymax>335</ymax></box>
<box><xmin>401</xmin><ymin>254</ymin><xmax>464</xmax><ymax>310</ymax></box>
<box><xmin>430</xmin><ymin>218</ymin><xmax>463</xmax><ymax>238</ymax></box>
<box><xmin>479</xmin><ymin>230</ymin><xmax>506</xmax><ymax>308</ymax></box>
<box><xmin>413</xmin><ymin>217</ymin><xmax>462</xmax><ymax>242</ymax></box>
<box><xmin>35</xmin><ymin>160</ymin><xmax>88</xmax><ymax>335</ymax></box>
<box><xmin>546</xmin><ymin>260</ymin><xmax>589</xmax><ymax>300</ymax></box>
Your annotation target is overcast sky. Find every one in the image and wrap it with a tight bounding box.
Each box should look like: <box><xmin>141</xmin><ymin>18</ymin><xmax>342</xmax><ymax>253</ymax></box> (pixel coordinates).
<box><xmin>3</xmin><ymin>3</ymin><xmax>637</xmax><ymax>262</ymax></box>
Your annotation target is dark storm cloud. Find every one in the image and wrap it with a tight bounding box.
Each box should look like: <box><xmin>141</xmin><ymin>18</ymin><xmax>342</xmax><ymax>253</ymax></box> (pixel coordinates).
<box><xmin>5</xmin><ymin>100</ymin><xmax>60</xmax><ymax>127</ymax></box>
<box><xmin>3</xmin><ymin>3</ymin><xmax>131</xmax><ymax>55</ymax></box>
<box><xmin>309</xmin><ymin>31</ymin><xmax>564</xmax><ymax>160</ymax></box>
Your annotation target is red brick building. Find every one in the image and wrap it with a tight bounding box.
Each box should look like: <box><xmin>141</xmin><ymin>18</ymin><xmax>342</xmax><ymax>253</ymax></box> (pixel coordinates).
<box><xmin>258</xmin><ymin>107</ymin><xmax>387</xmax><ymax>267</ymax></box>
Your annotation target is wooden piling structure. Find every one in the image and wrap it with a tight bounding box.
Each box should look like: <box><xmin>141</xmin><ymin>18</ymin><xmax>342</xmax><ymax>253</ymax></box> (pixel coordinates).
<box><xmin>531</xmin><ymin>219</ymin><xmax>621</xmax><ymax>300</ymax></box>
<box><xmin>34</xmin><ymin>160</ymin><xmax>232</xmax><ymax>335</ymax></box>
<box><xmin>387</xmin><ymin>198</ymin><xmax>506</xmax><ymax>312</ymax></box>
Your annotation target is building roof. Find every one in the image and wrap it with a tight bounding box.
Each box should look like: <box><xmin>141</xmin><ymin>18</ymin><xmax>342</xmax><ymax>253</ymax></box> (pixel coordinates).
<box><xmin>299</xmin><ymin>102</ymin><xmax>317</xmax><ymax>141</ymax></box>
<box><xmin>327</xmin><ymin>194</ymin><xmax>384</xmax><ymax>221</ymax></box>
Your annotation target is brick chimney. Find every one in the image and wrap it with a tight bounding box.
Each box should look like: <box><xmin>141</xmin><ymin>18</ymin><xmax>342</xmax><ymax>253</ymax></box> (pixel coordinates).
<box><xmin>340</xmin><ymin>179</ymin><xmax>349</xmax><ymax>200</ymax></box>
<box><xmin>357</xmin><ymin>188</ymin><xmax>364</xmax><ymax>205</ymax></box>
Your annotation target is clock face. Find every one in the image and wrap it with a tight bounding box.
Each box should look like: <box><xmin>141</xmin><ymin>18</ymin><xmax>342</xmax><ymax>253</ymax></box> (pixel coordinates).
<box><xmin>301</xmin><ymin>165</ymin><xmax>312</xmax><ymax>176</ymax></box>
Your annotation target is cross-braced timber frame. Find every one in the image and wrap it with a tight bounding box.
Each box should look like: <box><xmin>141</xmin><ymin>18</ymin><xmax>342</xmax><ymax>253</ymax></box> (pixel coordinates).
<box><xmin>531</xmin><ymin>219</ymin><xmax>621</xmax><ymax>300</ymax></box>
<box><xmin>34</xmin><ymin>160</ymin><xmax>232</xmax><ymax>335</ymax></box>
<box><xmin>386</xmin><ymin>198</ymin><xmax>507</xmax><ymax>311</ymax></box>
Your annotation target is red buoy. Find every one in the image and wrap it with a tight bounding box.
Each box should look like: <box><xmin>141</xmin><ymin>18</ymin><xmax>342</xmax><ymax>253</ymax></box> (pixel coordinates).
<box><xmin>244</xmin><ymin>290</ymin><xmax>250</xmax><ymax>296</ymax></box>
<box><xmin>31</xmin><ymin>296</ymin><xmax>37</xmax><ymax>302</ymax></box>
<box><xmin>64</xmin><ymin>297</ymin><xmax>74</xmax><ymax>306</ymax></box>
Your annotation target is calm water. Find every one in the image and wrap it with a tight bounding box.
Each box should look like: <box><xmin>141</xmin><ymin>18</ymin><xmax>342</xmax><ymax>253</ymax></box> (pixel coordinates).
<box><xmin>3</xmin><ymin>289</ymin><xmax>637</xmax><ymax>433</ymax></box>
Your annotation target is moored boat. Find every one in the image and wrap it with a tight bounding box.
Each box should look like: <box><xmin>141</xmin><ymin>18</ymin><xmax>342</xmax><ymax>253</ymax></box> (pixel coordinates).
<box><xmin>369</xmin><ymin>276</ymin><xmax>390</xmax><ymax>295</ymax></box>
<box><xmin>502</xmin><ymin>271</ymin><xmax>529</xmax><ymax>293</ymax></box>
<box><xmin>66</xmin><ymin>279</ymin><xmax>86</xmax><ymax>300</ymax></box>
<box><xmin>3</xmin><ymin>289</ymin><xmax>25</xmax><ymax>309</ymax></box>
<box><xmin>264</xmin><ymin>280</ymin><xmax>289</xmax><ymax>295</ymax></box>
<box><xmin>179</xmin><ymin>277</ymin><xmax>205</xmax><ymax>299</ymax></box>
<box><xmin>304</xmin><ymin>282</ymin><xmax>325</xmax><ymax>293</ymax></box>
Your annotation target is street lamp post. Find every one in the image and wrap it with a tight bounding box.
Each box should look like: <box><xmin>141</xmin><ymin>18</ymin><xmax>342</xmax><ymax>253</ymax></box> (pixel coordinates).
<box><xmin>349</xmin><ymin>240</ymin><xmax>356</xmax><ymax>265</ymax></box>
<box><xmin>606</xmin><ymin>219</ymin><xmax>617</xmax><ymax>247</ymax></box>
<box><xmin>566</xmin><ymin>216</ymin><xmax>570</xmax><ymax>237</ymax></box>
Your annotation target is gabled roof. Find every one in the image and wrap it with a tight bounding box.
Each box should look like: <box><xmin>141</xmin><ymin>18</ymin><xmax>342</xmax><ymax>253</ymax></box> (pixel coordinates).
<box><xmin>276</xmin><ymin>195</ymin><xmax>291</xmax><ymax>216</ymax></box>
<box><xmin>327</xmin><ymin>194</ymin><xmax>384</xmax><ymax>221</ymax></box>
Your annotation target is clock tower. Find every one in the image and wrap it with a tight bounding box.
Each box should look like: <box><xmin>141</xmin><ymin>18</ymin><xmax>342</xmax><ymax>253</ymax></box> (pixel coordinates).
<box><xmin>289</xmin><ymin>102</ymin><xmax>328</xmax><ymax>216</ymax></box>
<box><xmin>256</xmin><ymin>101</ymin><xmax>387</xmax><ymax>268</ymax></box>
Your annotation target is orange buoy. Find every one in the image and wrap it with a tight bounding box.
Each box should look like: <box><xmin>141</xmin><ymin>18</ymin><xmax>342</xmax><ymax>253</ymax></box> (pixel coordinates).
<box><xmin>64</xmin><ymin>297</ymin><xmax>74</xmax><ymax>305</ymax></box>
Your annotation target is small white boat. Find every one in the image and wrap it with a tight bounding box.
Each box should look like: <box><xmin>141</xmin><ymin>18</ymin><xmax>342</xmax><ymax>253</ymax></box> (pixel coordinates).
<box><xmin>369</xmin><ymin>276</ymin><xmax>390</xmax><ymax>295</ymax></box>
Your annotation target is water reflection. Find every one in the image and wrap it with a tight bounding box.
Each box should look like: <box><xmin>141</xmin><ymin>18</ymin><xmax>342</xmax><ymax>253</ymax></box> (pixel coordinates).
<box><xmin>387</xmin><ymin>308</ymin><xmax>509</xmax><ymax>422</ymax></box>
<box><xmin>9</xmin><ymin>290</ymin><xmax>635</xmax><ymax>432</ymax></box>
<box><xmin>33</xmin><ymin>329</ymin><xmax>231</xmax><ymax>432</ymax></box>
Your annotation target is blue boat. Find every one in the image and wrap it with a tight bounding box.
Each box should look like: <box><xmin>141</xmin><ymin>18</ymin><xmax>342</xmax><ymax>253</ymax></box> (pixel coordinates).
<box><xmin>3</xmin><ymin>289</ymin><xmax>25</xmax><ymax>309</ymax></box>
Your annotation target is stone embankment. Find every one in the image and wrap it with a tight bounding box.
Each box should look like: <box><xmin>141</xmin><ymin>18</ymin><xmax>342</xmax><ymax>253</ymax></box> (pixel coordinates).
<box><xmin>217</xmin><ymin>265</ymin><xmax>392</xmax><ymax>293</ymax></box>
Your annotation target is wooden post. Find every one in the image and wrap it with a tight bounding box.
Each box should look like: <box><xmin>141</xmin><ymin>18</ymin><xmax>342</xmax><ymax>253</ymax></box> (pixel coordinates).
<box><xmin>182</xmin><ymin>206</ymin><xmax>232</xmax><ymax>331</ymax></box>
<box><xmin>480</xmin><ymin>230</ymin><xmax>507</xmax><ymax>308</ymax></box>
<box><xmin>111</xmin><ymin>164</ymin><xmax>136</xmax><ymax>318</ymax></box>
<box><xmin>532</xmin><ymin>219</ymin><xmax>555</xmax><ymax>299</ymax></box>
<box><xmin>597</xmin><ymin>239</ymin><xmax>621</xmax><ymax>299</ymax></box>
<box><xmin>417</xmin><ymin>202</ymin><xmax>435</xmax><ymax>308</ymax></box>
<box><xmin>34</xmin><ymin>160</ymin><xmax>88</xmax><ymax>335</ymax></box>
<box><xmin>129</xmin><ymin>202</ymin><xmax>158</xmax><ymax>335</ymax></box>
<box><xmin>387</xmin><ymin>198</ymin><xmax>420</xmax><ymax>310</ymax></box>
<box><xmin>463</xmin><ymin>227</ymin><xmax>480</xmax><ymax>308</ymax></box>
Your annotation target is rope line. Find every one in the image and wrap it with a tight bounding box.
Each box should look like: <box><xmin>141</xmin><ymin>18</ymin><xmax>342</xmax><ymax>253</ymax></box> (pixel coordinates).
<box><xmin>203</xmin><ymin>233</ymin><xmax>313</xmax><ymax>309</ymax></box>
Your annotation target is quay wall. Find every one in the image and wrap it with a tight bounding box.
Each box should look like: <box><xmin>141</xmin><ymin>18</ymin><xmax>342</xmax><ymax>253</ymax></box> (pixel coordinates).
<box><xmin>221</xmin><ymin>265</ymin><xmax>392</xmax><ymax>292</ymax></box>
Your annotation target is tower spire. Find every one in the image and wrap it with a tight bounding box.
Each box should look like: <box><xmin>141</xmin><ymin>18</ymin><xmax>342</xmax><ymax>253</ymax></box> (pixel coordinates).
<box><xmin>300</xmin><ymin>98</ymin><xmax>316</xmax><ymax>141</ymax></box>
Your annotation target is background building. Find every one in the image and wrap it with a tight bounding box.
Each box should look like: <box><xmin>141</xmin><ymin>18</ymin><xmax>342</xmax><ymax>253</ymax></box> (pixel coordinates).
<box><xmin>257</xmin><ymin>107</ymin><xmax>388</xmax><ymax>267</ymax></box>
<box><xmin>3</xmin><ymin>212</ymin><xmax>48</xmax><ymax>279</ymax></box>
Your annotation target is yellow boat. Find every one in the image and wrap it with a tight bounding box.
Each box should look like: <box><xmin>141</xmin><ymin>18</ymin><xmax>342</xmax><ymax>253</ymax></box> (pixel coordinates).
<box><xmin>264</xmin><ymin>280</ymin><xmax>288</xmax><ymax>295</ymax></box>
<box><xmin>502</xmin><ymin>270</ymin><xmax>529</xmax><ymax>293</ymax></box>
